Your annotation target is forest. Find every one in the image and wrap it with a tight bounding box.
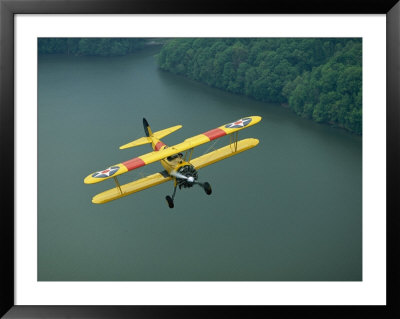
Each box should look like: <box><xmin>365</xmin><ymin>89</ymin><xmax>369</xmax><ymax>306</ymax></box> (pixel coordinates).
<box><xmin>39</xmin><ymin>38</ymin><xmax>362</xmax><ymax>134</ymax></box>
<box><xmin>156</xmin><ymin>38</ymin><xmax>362</xmax><ymax>134</ymax></box>
<box><xmin>38</xmin><ymin>38</ymin><xmax>147</xmax><ymax>56</ymax></box>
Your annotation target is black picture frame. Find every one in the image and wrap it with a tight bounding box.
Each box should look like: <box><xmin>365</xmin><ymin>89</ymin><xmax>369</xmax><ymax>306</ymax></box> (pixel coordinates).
<box><xmin>1</xmin><ymin>0</ymin><xmax>399</xmax><ymax>318</ymax></box>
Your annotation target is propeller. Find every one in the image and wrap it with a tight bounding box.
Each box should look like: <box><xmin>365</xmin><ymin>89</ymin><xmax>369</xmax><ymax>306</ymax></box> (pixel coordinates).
<box><xmin>170</xmin><ymin>170</ymin><xmax>211</xmax><ymax>195</ymax></box>
<box><xmin>170</xmin><ymin>171</ymin><xmax>195</xmax><ymax>183</ymax></box>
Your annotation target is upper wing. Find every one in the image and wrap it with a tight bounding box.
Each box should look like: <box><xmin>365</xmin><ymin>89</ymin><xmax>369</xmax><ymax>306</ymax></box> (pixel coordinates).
<box><xmin>84</xmin><ymin>116</ymin><xmax>261</xmax><ymax>184</ymax></box>
<box><xmin>191</xmin><ymin>115</ymin><xmax>261</xmax><ymax>142</ymax></box>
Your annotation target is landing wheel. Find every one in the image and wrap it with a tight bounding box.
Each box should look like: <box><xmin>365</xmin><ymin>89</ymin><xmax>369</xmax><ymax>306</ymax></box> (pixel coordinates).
<box><xmin>203</xmin><ymin>182</ymin><xmax>212</xmax><ymax>195</ymax></box>
<box><xmin>165</xmin><ymin>195</ymin><xmax>174</xmax><ymax>208</ymax></box>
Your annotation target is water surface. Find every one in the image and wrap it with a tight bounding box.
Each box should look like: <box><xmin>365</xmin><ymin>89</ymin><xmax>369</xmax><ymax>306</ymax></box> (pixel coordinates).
<box><xmin>38</xmin><ymin>47</ymin><xmax>362</xmax><ymax>281</ymax></box>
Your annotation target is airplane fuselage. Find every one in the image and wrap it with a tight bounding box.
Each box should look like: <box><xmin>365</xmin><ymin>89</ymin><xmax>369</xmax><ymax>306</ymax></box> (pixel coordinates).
<box><xmin>149</xmin><ymin>135</ymin><xmax>190</xmax><ymax>175</ymax></box>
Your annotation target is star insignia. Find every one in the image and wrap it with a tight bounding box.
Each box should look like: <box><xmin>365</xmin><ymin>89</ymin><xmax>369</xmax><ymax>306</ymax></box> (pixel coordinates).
<box><xmin>92</xmin><ymin>166</ymin><xmax>120</xmax><ymax>178</ymax></box>
<box><xmin>225</xmin><ymin>118</ymin><xmax>252</xmax><ymax>129</ymax></box>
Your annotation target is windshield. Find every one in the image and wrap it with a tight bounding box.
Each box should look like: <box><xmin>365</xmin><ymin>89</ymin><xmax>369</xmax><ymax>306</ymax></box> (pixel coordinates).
<box><xmin>167</xmin><ymin>153</ymin><xmax>183</xmax><ymax>161</ymax></box>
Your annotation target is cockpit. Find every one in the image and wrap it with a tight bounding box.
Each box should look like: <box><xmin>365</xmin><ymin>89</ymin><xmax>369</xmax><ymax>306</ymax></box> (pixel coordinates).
<box><xmin>167</xmin><ymin>153</ymin><xmax>183</xmax><ymax>162</ymax></box>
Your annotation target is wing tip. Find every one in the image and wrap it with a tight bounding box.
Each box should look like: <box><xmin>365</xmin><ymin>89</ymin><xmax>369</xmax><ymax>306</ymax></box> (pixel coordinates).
<box><xmin>92</xmin><ymin>197</ymin><xmax>103</xmax><ymax>204</ymax></box>
<box><xmin>84</xmin><ymin>173</ymin><xmax>104</xmax><ymax>184</ymax></box>
<box><xmin>84</xmin><ymin>175</ymin><xmax>94</xmax><ymax>184</ymax></box>
<box><xmin>251</xmin><ymin>115</ymin><xmax>262</xmax><ymax>123</ymax></box>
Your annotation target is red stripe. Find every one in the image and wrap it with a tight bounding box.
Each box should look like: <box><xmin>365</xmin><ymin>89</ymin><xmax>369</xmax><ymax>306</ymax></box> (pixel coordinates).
<box><xmin>155</xmin><ymin>141</ymin><xmax>166</xmax><ymax>151</ymax></box>
<box><xmin>122</xmin><ymin>157</ymin><xmax>146</xmax><ymax>171</ymax></box>
<box><xmin>203</xmin><ymin>128</ymin><xmax>226</xmax><ymax>141</ymax></box>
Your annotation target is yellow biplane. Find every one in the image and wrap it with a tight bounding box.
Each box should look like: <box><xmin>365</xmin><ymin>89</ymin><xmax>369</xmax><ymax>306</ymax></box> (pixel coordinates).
<box><xmin>84</xmin><ymin>116</ymin><xmax>261</xmax><ymax>208</ymax></box>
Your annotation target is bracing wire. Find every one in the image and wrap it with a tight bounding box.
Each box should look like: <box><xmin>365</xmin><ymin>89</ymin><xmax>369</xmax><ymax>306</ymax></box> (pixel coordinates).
<box><xmin>202</xmin><ymin>138</ymin><xmax>220</xmax><ymax>156</ymax></box>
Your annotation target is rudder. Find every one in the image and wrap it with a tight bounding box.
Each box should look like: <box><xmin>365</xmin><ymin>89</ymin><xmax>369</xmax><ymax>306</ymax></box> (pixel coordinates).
<box><xmin>143</xmin><ymin>118</ymin><xmax>153</xmax><ymax>137</ymax></box>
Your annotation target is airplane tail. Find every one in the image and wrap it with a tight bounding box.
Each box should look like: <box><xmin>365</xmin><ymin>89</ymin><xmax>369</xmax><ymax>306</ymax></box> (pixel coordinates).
<box><xmin>143</xmin><ymin>118</ymin><xmax>152</xmax><ymax>137</ymax></box>
<box><xmin>119</xmin><ymin>118</ymin><xmax>182</xmax><ymax>150</ymax></box>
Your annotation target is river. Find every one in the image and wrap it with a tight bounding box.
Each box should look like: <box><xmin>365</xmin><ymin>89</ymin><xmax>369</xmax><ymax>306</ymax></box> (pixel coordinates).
<box><xmin>38</xmin><ymin>46</ymin><xmax>362</xmax><ymax>281</ymax></box>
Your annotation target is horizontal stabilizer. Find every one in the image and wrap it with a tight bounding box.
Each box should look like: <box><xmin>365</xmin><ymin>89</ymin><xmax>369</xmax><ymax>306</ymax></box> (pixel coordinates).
<box><xmin>119</xmin><ymin>125</ymin><xmax>182</xmax><ymax>150</ymax></box>
<box><xmin>120</xmin><ymin>137</ymin><xmax>152</xmax><ymax>149</ymax></box>
<box><xmin>153</xmin><ymin>125</ymin><xmax>182</xmax><ymax>139</ymax></box>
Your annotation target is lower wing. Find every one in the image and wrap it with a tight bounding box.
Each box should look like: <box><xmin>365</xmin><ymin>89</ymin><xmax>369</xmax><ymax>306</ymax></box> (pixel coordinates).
<box><xmin>190</xmin><ymin>138</ymin><xmax>259</xmax><ymax>169</ymax></box>
<box><xmin>92</xmin><ymin>171</ymin><xmax>172</xmax><ymax>204</ymax></box>
<box><xmin>91</xmin><ymin>138</ymin><xmax>259</xmax><ymax>204</ymax></box>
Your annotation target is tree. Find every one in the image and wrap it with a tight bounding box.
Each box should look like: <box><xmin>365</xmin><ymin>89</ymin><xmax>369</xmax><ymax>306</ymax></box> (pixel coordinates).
<box><xmin>156</xmin><ymin>38</ymin><xmax>362</xmax><ymax>134</ymax></box>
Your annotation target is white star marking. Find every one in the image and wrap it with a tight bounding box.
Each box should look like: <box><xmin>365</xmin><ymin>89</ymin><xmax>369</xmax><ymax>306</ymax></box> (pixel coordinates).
<box><xmin>227</xmin><ymin>119</ymin><xmax>248</xmax><ymax>128</ymax></box>
<box><xmin>94</xmin><ymin>166</ymin><xmax>118</xmax><ymax>178</ymax></box>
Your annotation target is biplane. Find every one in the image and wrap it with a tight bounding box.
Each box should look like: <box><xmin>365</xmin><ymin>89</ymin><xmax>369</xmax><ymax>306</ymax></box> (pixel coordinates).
<box><xmin>84</xmin><ymin>116</ymin><xmax>261</xmax><ymax>208</ymax></box>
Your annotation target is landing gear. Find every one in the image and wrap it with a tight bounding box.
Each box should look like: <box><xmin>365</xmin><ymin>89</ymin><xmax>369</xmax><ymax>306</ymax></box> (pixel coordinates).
<box><xmin>203</xmin><ymin>182</ymin><xmax>212</xmax><ymax>195</ymax></box>
<box><xmin>166</xmin><ymin>185</ymin><xmax>177</xmax><ymax>209</ymax></box>
<box><xmin>165</xmin><ymin>195</ymin><xmax>174</xmax><ymax>208</ymax></box>
<box><xmin>165</xmin><ymin>176</ymin><xmax>212</xmax><ymax>208</ymax></box>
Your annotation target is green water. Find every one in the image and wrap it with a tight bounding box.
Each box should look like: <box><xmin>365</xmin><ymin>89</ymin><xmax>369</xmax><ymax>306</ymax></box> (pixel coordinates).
<box><xmin>38</xmin><ymin>46</ymin><xmax>362</xmax><ymax>281</ymax></box>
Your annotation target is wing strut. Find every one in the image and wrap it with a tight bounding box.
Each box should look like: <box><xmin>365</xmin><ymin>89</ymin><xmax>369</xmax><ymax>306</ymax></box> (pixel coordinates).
<box><xmin>113</xmin><ymin>176</ymin><xmax>123</xmax><ymax>194</ymax></box>
<box><xmin>188</xmin><ymin>148</ymin><xmax>194</xmax><ymax>161</ymax></box>
<box><xmin>184</xmin><ymin>148</ymin><xmax>194</xmax><ymax>162</ymax></box>
<box><xmin>230</xmin><ymin>132</ymin><xmax>239</xmax><ymax>152</ymax></box>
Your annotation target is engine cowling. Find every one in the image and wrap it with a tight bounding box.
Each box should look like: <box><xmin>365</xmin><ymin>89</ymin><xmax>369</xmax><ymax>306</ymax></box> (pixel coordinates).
<box><xmin>176</xmin><ymin>165</ymin><xmax>198</xmax><ymax>188</ymax></box>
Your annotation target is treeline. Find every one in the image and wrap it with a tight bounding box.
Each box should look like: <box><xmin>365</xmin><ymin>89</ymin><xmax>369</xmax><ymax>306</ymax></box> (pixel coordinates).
<box><xmin>38</xmin><ymin>38</ymin><xmax>147</xmax><ymax>56</ymax></box>
<box><xmin>156</xmin><ymin>38</ymin><xmax>362</xmax><ymax>134</ymax></box>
